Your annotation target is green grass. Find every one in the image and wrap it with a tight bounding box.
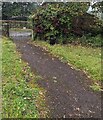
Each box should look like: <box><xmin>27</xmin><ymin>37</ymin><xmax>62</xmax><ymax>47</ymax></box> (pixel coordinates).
<box><xmin>33</xmin><ymin>41</ymin><xmax>101</xmax><ymax>89</ymax></box>
<box><xmin>2</xmin><ymin>37</ymin><xmax>48</xmax><ymax>118</ymax></box>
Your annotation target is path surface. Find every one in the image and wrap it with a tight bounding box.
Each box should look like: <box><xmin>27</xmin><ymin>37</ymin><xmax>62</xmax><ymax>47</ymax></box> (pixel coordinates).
<box><xmin>10</xmin><ymin>31</ymin><xmax>101</xmax><ymax>118</ymax></box>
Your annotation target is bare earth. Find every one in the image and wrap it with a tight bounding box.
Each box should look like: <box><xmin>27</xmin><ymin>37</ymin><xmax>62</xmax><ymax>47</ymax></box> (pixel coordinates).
<box><xmin>11</xmin><ymin>31</ymin><xmax>101</xmax><ymax>119</ymax></box>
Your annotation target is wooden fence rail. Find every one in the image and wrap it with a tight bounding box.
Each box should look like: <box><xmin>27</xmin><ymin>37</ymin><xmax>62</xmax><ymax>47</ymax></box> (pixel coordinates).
<box><xmin>1</xmin><ymin>20</ymin><xmax>32</xmax><ymax>37</ymax></box>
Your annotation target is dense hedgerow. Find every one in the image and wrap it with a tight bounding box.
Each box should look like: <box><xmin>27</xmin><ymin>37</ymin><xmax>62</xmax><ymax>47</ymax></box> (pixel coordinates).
<box><xmin>32</xmin><ymin>2</ymin><xmax>102</xmax><ymax>45</ymax></box>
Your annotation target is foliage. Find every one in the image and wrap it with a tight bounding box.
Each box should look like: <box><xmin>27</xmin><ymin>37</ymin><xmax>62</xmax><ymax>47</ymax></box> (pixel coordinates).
<box><xmin>72</xmin><ymin>13</ymin><xmax>103</xmax><ymax>36</ymax></box>
<box><xmin>2</xmin><ymin>2</ymin><xmax>37</xmax><ymax>20</ymax></box>
<box><xmin>80</xmin><ymin>34</ymin><xmax>102</xmax><ymax>47</ymax></box>
<box><xmin>63</xmin><ymin>34</ymin><xmax>102</xmax><ymax>47</ymax></box>
<box><xmin>32</xmin><ymin>2</ymin><xmax>88</xmax><ymax>44</ymax></box>
<box><xmin>92</xmin><ymin>1</ymin><xmax>103</xmax><ymax>13</ymax></box>
<box><xmin>32</xmin><ymin>2</ymin><xmax>102</xmax><ymax>45</ymax></box>
<box><xmin>2</xmin><ymin>37</ymin><xmax>47</xmax><ymax>118</ymax></box>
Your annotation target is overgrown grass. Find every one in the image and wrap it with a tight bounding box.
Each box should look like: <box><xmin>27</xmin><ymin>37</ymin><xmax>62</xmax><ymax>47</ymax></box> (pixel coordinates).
<box><xmin>2</xmin><ymin>37</ymin><xmax>48</xmax><ymax>118</ymax></box>
<box><xmin>33</xmin><ymin>41</ymin><xmax>101</xmax><ymax>89</ymax></box>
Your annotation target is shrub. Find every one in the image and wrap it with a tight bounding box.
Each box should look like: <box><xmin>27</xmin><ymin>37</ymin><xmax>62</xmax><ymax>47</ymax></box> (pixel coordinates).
<box><xmin>32</xmin><ymin>2</ymin><xmax>102</xmax><ymax>45</ymax></box>
<box><xmin>32</xmin><ymin>3</ymin><xmax>88</xmax><ymax>43</ymax></box>
<box><xmin>83</xmin><ymin>34</ymin><xmax>102</xmax><ymax>47</ymax></box>
<box><xmin>72</xmin><ymin>13</ymin><xmax>103</xmax><ymax>36</ymax></box>
<box><xmin>87</xmin><ymin>34</ymin><xmax>102</xmax><ymax>47</ymax></box>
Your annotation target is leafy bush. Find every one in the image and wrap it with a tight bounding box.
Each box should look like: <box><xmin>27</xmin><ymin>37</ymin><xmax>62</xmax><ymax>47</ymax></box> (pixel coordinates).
<box><xmin>32</xmin><ymin>3</ymin><xmax>88</xmax><ymax>43</ymax></box>
<box><xmin>72</xmin><ymin>13</ymin><xmax>103</xmax><ymax>36</ymax></box>
<box><xmin>86</xmin><ymin>34</ymin><xmax>102</xmax><ymax>47</ymax></box>
<box><xmin>32</xmin><ymin>2</ymin><xmax>102</xmax><ymax>45</ymax></box>
<box><xmin>64</xmin><ymin>34</ymin><xmax>102</xmax><ymax>47</ymax></box>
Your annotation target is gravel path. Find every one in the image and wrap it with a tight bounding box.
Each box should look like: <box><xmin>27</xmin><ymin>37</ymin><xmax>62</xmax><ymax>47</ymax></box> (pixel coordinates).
<box><xmin>11</xmin><ymin>31</ymin><xmax>101</xmax><ymax>119</ymax></box>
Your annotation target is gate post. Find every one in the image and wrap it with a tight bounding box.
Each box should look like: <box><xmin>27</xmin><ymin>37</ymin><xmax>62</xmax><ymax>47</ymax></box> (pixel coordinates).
<box><xmin>2</xmin><ymin>22</ymin><xmax>9</xmax><ymax>37</ymax></box>
<box><xmin>31</xmin><ymin>18</ymin><xmax>35</xmax><ymax>40</ymax></box>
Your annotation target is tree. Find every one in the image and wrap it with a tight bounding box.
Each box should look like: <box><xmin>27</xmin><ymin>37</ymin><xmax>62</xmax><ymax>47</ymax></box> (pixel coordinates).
<box><xmin>2</xmin><ymin>2</ymin><xmax>37</xmax><ymax>20</ymax></box>
<box><xmin>32</xmin><ymin>2</ymin><xmax>102</xmax><ymax>44</ymax></box>
<box><xmin>32</xmin><ymin>2</ymin><xmax>89</xmax><ymax>42</ymax></box>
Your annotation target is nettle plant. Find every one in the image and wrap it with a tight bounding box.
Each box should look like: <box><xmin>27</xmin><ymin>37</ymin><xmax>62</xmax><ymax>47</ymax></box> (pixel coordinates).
<box><xmin>32</xmin><ymin>3</ymin><xmax>89</xmax><ymax>44</ymax></box>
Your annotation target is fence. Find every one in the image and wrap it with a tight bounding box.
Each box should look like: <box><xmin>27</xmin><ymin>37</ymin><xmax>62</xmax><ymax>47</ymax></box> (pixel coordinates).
<box><xmin>1</xmin><ymin>20</ymin><xmax>32</xmax><ymax>37</ymax></box>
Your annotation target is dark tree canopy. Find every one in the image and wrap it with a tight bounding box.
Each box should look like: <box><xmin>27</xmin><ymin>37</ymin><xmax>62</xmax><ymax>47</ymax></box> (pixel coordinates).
<box><xmin>2</xmin><ymin>2</ymin><xmax>37</xmax><ymax>20</ymax></box>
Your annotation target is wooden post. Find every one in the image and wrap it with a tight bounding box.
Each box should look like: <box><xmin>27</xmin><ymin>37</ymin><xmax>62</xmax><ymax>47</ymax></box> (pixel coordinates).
<box><xmin>2</xmin><ymin>22</ymin><xmax>9</xmax><ymax>37</ymax></box>
<box><xmin>32</xmin><ymin>18</ymin><xmax>35</xmax><ymax>40</ymax></box>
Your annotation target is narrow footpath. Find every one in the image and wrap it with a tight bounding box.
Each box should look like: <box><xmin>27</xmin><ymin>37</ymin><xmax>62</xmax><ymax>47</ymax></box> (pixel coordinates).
<box><xmin>11</xmin><ymin>31</ymin><xmax>101</xmax><ymax>118</ymax></box>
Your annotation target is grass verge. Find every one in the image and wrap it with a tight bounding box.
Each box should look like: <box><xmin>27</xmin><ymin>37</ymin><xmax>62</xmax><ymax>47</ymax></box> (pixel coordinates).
<box><xmin>2</xmin><ymin>37</ymin><xmax>48</xmax><ymax>118</ymax></box>
<box><xmin>33</xmin><ymin>41</ymin><xmax>102</xmax><ymax>91</ymax></box>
